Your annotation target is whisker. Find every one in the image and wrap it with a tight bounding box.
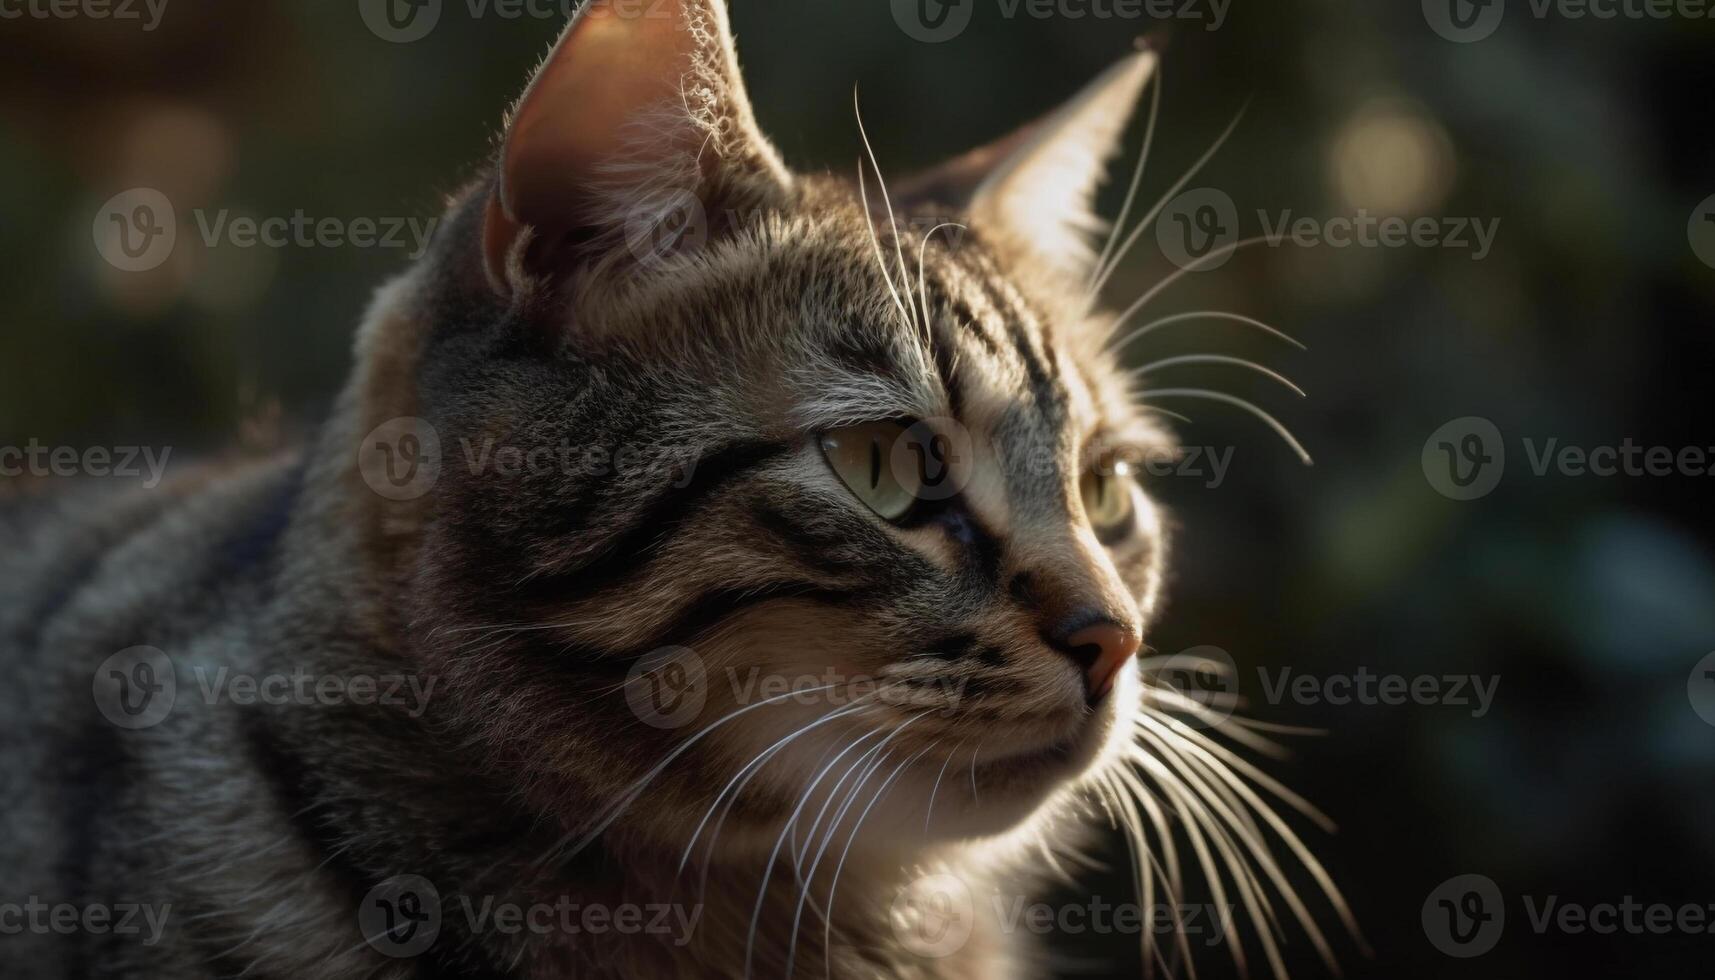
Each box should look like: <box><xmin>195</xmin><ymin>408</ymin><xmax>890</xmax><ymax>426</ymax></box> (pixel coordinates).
<box><xmin>1141</xmin><ymin>715</ymin><xmax>1362</xmax><ymax>965</ymax></box>
<box><xmin>743</xmin><ymin>711</ymin><xmax>927</xmax><ymax>979</ymax></box>
<box><xmin>1108</xmin><ymin>235</ymin><xmax>1279</xmax><ymax>335</ymax></box>
<box><xmin>1138</xmin><ymin>389</ymin><xmax>1313</xmax><ymax>465</ymax></box>
<box><xmin>817</xmin><ymin>740</ymin><xmax>933</xmax><ymax>980</ymax></box>
<box><xmin>855</xmin><ymin>159</ymin><xmax>916</xmax><ymax>334</ymax></box>
<box><xmin>1129</xmin><ymin>354</ymin><xmax>1307</xmax><ymax>399</ymax></box>
<box><xmin>854</xmin><ymin>90</ymin><xmax>923</xmax><ymax>342</ymax></box>
<box><xmin>1090</xmin><ymin>59</ymin><xmax>1163</xmax><ymax>295</ymax></box>
<box><xmin>678</xmin><ymin>697</ymin><xmax>877</xmax><ymax>875</ymax></box>
<box><xmin>788</xmin><ymin>741</ymin><xmax>936</xmax><ymax>979</ymax></box>
<box><xmin>1108</xmin><ymin>310</ymin><xmax>1306</xmax><ymax>356</ymax></box>
<box><xmin>1086</xmin><ymin>103</ymin><xmax>1249</xmax><ymax>306</ymax></box>
<box><xmin>544</xmin><ymin>682</ymin><xmax>844</xmax><ymax>869</ymax></box>
<box><xmin>922</xmin><ymin>737</ymin><xmax>965</xmax><ymax>837</ymax></box>
<box><xmin>917</xmin><ymin>222</ymin><xmax>965</xmax><ymax>359</ymax></box>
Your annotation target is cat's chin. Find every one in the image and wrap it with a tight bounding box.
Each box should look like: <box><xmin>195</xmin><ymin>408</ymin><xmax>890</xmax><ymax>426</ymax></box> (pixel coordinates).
<box><xmin>915</xmin><ymin>672</ymin><xmax>1138</xmax><ymax>841</ymax></box>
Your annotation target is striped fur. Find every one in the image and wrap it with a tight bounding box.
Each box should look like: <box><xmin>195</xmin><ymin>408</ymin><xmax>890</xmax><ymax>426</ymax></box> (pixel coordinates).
<box><xmin>0</xmin><ymin>4</ymin><xmax>1347</xmax><ymax>978</ymax></box>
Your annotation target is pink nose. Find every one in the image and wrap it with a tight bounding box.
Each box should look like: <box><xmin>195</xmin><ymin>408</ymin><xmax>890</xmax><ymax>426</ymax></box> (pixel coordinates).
<box><xmin>1066</xmin><ymin>620</ymin><xmax>1142</xmax><ymax>702</ymax></box>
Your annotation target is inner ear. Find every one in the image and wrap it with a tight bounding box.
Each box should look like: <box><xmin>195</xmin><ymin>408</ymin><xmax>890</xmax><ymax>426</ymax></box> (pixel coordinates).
<box><xmin>483</xmin><ymin>0</ymin><xmax>792</xmax><ymax>296</ymax></box>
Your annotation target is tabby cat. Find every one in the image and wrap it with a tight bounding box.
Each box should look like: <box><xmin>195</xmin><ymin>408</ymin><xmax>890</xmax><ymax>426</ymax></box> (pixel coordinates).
<box><xmin>0</xmin><ymin>1</ymin><xmax>1349</xmax><ymax>977</ymax></box>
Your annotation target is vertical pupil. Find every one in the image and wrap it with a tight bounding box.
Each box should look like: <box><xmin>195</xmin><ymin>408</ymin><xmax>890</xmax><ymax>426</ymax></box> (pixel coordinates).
<box><xmin>868</xmin><ymin>437</ymin><xmax>882</xmax><ymax>491</ymax></box>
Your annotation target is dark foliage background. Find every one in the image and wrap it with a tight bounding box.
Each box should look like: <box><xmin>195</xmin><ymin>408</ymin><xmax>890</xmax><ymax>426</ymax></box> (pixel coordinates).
<box><xmin>4</xmin><ymin>1</ymin><xmax>1713</xmax><ymax>977</ymax></box>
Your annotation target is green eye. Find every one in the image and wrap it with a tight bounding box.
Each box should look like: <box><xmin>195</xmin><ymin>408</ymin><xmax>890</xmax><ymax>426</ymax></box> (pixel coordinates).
<box><xmin>1080</xmin><ymin>461</ymin><xmax>1136</xmax><ymax>537</ymax></box>
<box><xmin>819</xmin><ymin>421</ymin><xmax>922</xmax><ymax>522</ymax></box>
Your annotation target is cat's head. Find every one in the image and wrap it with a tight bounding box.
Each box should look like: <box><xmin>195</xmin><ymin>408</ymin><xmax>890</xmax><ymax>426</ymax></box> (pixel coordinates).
<box><xmin>363</xmin><ymin>0</ymin><xmax>1172</xmax><ymax>853</ymax></box>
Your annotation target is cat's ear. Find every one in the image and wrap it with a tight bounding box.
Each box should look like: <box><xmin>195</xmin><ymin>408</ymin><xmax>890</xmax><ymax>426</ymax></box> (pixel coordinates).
<box><xmin>897</xmin><ymin>46</ymin><xmax>1157</xmax><ymax>280</ymax></box>
<box><xmin>482</xmin><ymin>0</ymin><xmax>792</xmax><ymax>295</ymax></box>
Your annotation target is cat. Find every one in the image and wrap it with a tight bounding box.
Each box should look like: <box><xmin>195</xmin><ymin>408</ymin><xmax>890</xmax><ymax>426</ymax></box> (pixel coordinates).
<box><xmin>0</xmin><ymin>1</ymin><xmax>1351</xmax><ymax>977</ymax></box>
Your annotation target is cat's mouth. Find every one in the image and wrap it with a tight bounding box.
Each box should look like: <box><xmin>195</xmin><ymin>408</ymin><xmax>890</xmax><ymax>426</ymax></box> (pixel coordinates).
<box><xmin>923</xmin><ymin>688</ymin><xmax>1128</xmax><ymax>832</ymax></box>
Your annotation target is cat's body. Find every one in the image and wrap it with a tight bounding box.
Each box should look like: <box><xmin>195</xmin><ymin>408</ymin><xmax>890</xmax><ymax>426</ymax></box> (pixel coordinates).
<box><xmin>2</xmin><ymin>2</ymin><xmax>1346</xmax><ymax>977</ymax></box>
<box><xmin>0</xmin><ymin>198</ymin><xmax>1052</xmax><ymax>979</ymax></box>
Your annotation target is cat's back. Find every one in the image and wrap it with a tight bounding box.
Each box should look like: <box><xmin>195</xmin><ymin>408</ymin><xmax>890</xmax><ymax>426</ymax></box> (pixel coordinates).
<box><xmin>0</xmin><ymin>455</ymin><xmax>304</xmax><ymax>976</ymax></box>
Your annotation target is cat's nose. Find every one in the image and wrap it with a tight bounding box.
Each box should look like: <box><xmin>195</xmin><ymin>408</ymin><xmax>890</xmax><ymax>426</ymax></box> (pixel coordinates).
<box><xmin>1050</xmin><ymin>612</ymin><xmax>1142</xmax><ymax>703</ymax></box>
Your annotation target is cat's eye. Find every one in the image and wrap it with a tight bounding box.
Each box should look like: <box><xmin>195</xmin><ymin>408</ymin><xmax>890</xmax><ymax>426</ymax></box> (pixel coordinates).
<box><xmin>819</xmin><ymin>421</ymin><xmax>922</xmax><ymax>522</ymax></box>
<box><xmin>1080</xmin><ymin>461</ymin><xmax>1136</xmax><ymax>538</ymax></box>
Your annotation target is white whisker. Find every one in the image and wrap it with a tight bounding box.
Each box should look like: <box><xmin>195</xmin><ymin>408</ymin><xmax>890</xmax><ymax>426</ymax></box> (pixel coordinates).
<box><xmin>1090</xmin><ymin>60</ymin><xmax>1163</xmax><ymax>295</ymax></box>
<box><xmin>1139</xmin><ymin>388</ymin><xmax>1313</xmax><ymax>465</ymax></box>
<box><xmin>1107</xmin><ymin>310</ymin><xmax>1305</xmax><ymax>356</ymax></box>
<box><xmin>1087</xmin><ymin>103</ymin><xmax>1249</xmax><ymax>306</ymax></box>
<box><xmin>1129</xmin><ymin>354</ymin><xmax>1306</xmax><ymax>399</ymax></box>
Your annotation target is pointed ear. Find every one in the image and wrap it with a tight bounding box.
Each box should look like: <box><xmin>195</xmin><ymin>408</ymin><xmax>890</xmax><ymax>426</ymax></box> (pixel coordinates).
<box><xmin>483</xmin><ymin>0</ymin><xmax>792</xmax><ymax>295</ymax></box>
<box><xmin>897</xmin><ymin>47</ymin><xmax>1157</xmax><ymax>280</ymax></box>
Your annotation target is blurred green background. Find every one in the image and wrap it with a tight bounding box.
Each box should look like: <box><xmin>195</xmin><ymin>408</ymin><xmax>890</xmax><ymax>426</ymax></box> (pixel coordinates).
<box><xmin>5</xmin><ymin>1</ymin><xmax>1714</xmax><ymax>977</ymax></box>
